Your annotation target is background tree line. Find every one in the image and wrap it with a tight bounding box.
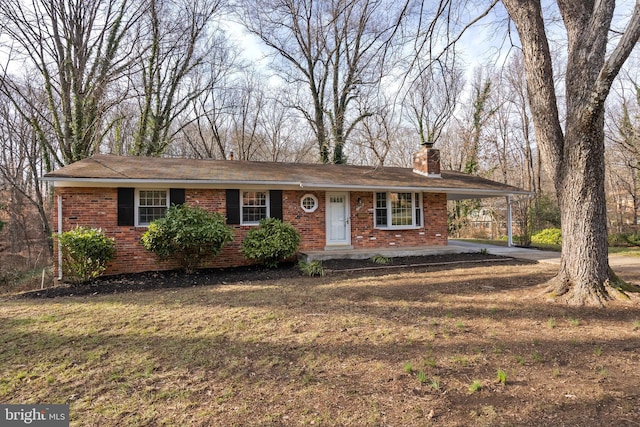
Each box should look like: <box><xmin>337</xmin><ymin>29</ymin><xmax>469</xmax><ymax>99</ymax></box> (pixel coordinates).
<box><xmin>0</xmin><ymin>0</ymin><xmax>638</xmax><ymax>303</ymax></box>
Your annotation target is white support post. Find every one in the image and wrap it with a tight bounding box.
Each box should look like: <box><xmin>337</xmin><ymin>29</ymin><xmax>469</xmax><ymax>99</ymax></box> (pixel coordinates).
<box><xmin>506</xmin><ymin>195</ymin><xmax>513</xmax><ymax>247</ymax></box>
<box><xmin>57</xmin><ymin>194</ymin><xmax>63</xmax><ymax>281</ymax></box>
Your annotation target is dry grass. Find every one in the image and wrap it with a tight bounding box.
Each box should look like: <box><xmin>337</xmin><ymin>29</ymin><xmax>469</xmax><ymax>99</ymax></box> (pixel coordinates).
<box><xmin>1</xmin><ymin>262</ymin><xmax>640</xmax><ymax>426</ymax></box>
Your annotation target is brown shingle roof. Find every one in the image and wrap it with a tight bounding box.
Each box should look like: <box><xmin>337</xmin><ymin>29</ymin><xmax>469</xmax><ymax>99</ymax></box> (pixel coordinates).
<box><xmin>43</xmin><ymin>154</ymin><xmax>529</xmax><ymax>200</ymax></box>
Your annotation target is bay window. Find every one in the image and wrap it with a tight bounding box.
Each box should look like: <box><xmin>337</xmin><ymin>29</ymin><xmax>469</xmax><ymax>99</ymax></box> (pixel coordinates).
<box><xmin>375</xmin><ymin>192</ymin><xmax>423</xmax><ymax>229</ymax></box>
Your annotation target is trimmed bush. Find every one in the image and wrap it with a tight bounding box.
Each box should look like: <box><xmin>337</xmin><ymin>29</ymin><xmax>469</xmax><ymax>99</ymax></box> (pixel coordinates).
<box><xmin>57</xmin><ymin>227</ymin><xmax>116</xmax><ymax>283</ymax></box>
<box><xmin>241</xmin><ymin>218</ymin><xmax>301</xmax><ymax>268</ymax></box>
<box><xmin>141</xmin><ymin>205</ymin><xmax>234</xmax><ymax>273</ymax></box>
<box><xmin>531</xmin><ymin>228</ymin><xmax>562</xmax><ymax>246</ymax></box>
<box><xmin>608</xmin><ymin>232</ymin><xmax>640</xmax><ymax>247</ymax></box>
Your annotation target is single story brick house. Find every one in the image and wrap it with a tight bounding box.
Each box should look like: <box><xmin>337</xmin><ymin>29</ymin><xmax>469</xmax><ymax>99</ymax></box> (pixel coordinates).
<box><xmin>43</xmin><ymin>147</ymin><xmax>528</xmax><ymax>278</ymax></box>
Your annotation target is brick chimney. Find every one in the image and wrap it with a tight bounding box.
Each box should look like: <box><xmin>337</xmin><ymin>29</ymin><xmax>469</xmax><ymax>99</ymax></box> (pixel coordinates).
<box><xmin>413</xmin><ymin>146</ymin><xmax>441</xmax><ymax>178</ymax></box>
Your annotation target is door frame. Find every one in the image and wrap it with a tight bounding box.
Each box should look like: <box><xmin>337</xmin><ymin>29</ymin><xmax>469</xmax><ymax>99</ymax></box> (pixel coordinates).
<box><xmin>325</xmin><ymin>191</ymin><xmax>351</xmax><ymax>247</ymax></box>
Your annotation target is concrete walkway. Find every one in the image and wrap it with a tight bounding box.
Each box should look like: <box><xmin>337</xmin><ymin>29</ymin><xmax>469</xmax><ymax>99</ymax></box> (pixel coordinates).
<box><xmin>449</xmin><ymin>239</ymin><xmax>640</xmax><ymax>277</ymax></box>
<box><xmin>301</xmin><ymin>240</ymin><xmax>640</xmax><ymax>278</ymax></box>
<box><xmin>448</xmin><ymin>240</ymin><xmax>561</xmax><ymax>264</ymax></box>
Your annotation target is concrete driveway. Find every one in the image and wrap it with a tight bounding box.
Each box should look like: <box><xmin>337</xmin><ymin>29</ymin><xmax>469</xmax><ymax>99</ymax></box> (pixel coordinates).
<box><xmin>449</xmin><ymin>240</ymin><xmax>640</xmax><ymax>279</ymax></box>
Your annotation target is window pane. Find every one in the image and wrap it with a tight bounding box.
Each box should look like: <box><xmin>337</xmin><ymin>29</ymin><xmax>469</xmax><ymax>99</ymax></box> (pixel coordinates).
<box><xmin>375</xmin><ymin>192</ymin><xmax>387</xmax><ymax>226</ymax></box>
<box><xmin>243</xmin><ymin>191</ymin><xmax>266</xmax><ymax>206</ymax></box>
<box><xmin>301</xmin><ymin>195</ymin><xmax>317</xmax><ymax>212</ymax></box>
<box><xmin>138</xmin><ymin>190</ymin><xmax>167</xmax><ymax>224</ymax></box>
<box><xmin>391</xmin><ymin>192</ymin><xmax>412</xmax><ymax>226</ymax></box>
<box><xmin>139</xmin><ymin>206</ymin><xmax>167</xmax><ymax>224</ymax></box>
<box><xmin>242</xmin><ymin>191</ymin><xmax>267</xmax><ymax>223</ymax></box>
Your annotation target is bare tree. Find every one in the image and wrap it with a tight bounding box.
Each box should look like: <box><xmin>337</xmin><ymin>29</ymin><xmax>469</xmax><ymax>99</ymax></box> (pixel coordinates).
<box><xmin>175</xmin><ymin>45</ymin><xmax>242</xmax><ymax>160</ymax></box>
<box><xmin>240</xmin><ymin>0</ymin><xmax>409</xmax><ymax>164</ymax></box>
<box><xmin>226</xmin><ymin>71</ymin><xmax>267</xmax><ymax>160</ymax></box>
<box><xmin>500</xmin><ymin>0</ymin><xmax>640</xmax><ymax>305</ymax></box>
<box><xmin>130</xmin><ymin>0</ymin><xmax>227</xmax><ymax>156</ymax></box>
<box><xmin>405</xmin><ymin>56</ymin><xmax>464</xmax><ymax>148</ymax></box>
<box><xmin>0</xmin><ymin>90</ymin><xmax>52</xmax><ymax>259</ymax></box>
<box><xmin>505</xmin><ymin>53</ymin><xmax>539</xmax><ymax>196</ymax></box>
<box><xmin>254</xmin><ymin>92</ymin><xmax>316</xmax><ymax>162</ymax></box>
<box><xmin>347</xmin><ymin>89</ymin><xmax>405</xmax><ymax>166</ymax></box>
<box><xmin>465</xmin><ymin>69</ymin><xmax>500</xmax><ymax>174</ymax></box>
<box><xmin>606</xmin><ymin>79</ymin><xmax>640</xmax><ymax>230</ymax></box>
<box><xmin>0</xmin><ymin>0</ymin><xmax>142</xmax><ymax>166</ymax></box>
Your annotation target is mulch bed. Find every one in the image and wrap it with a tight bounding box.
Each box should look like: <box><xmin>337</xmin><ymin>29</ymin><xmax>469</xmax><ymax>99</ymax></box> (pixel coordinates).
<box><xmin>15</xmin><ymin>252</ymin><xmax>534</xmax><ymax>299</ymax></box>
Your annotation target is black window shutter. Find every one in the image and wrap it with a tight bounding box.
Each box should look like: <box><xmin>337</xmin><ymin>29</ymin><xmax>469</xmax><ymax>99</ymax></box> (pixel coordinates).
<box><xmin>226</xmin><ymin>189</ymin><xmax>240</xmax><ymax>224</ymax></box>
<box><xmin>269</xmin><ymin>190</ymin><xmax>283</xmax><ymax>220</ymax></box>
<box><xmin>170</xmin><ymin>188</ymin><xmax>185</xmax><ymax>206</ymax></box>
<box><xmin>117</xmin><ymin>188</ymin><xmax>135</xmax><ymax>226</ymax></box>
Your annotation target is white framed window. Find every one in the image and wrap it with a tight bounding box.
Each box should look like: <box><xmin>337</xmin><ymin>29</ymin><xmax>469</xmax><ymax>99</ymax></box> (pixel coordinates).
<box><xmin>242</xmin><ymin>190</ymin><xmax>269</xmax><ymax>224</ymax></box>
<box><xmin>136</xmin><ymin>189</ymin><xmax>169</xmax><ymax>226</ymax></box>
<box><xmin>301</xmin><ymin>194</ymin><xmax>318</xmax><ymax>213</ymax></box>
<box><xmin>374</xmin><ymin>192</ymin><xmax>423</xmax><ymax>229</ymax></box>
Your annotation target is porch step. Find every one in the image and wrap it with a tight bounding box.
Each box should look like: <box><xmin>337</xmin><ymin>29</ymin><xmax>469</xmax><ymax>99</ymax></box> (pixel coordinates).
<box><xmin>299</xmin><ymin>244</ymin><xmax>478</xmax><ymax>262</ymax></box>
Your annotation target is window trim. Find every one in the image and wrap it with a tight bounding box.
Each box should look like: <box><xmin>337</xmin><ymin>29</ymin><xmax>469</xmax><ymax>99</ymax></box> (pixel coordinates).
<box><xmin>241</xmin><ymin>190</ymin><xmax>270</xmax><ymax>225</ymax></box>
<box><xmin>374</xmin><ymin>191</ymin><xmax>423</xmax><ymax>230</ymax></box>
<box><xmin>135</xmin><ymin>189</ymin><xmax>169</xmax><ymax>227</ymax></box>
<box><xmin>300</xmin><ymin>193</ymin><xmax>319</xmax><ymax>213</ymax></box>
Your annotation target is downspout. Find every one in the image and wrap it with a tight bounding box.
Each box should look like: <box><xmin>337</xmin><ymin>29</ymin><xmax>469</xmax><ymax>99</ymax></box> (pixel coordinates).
<box><xmin>506</xmin><ymin>195</ymin><xmax>513</xmax><ymax>248</ymax></box>
<box><xmin>57</xmin><ymin>193</ymin><xmax>63</xmax><ymax>281</ymax></box>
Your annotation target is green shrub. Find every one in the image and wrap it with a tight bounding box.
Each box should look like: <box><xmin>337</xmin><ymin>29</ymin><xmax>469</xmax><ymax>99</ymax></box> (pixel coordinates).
<box><xmin>57</xmin><ymin>227</ymin><xmax>116</xmax><ymax>283</ymax></box>
<box><xmin>608</xmin><ymin>232</ymin><xmax>640</xmax><ymax>247</ymax></box>
<box><xmin>608</xmin><ymin>233</ymin><xmax>630</xmax><ymax>247</ymax></box>
<box><xmin>141</xmin><ymin>205</ymin><xmax>234</xmax><ymax>273</ymax></box>
<box><xmin>530</xmin><ymin>193</ymin><xmax>561</xmax><ymax>229</ymax></box>
<box><xmin>627</xmin><ymin>233</ymin><xmax>640</xmax><ymax>246</ymax></box>
<box><xmin>531</xmin><ymin>228</ymin><xmax>562</xmax><ymax>245</ymax></box>
<box><xmin>298</xmin><ymin>260</ymin><xmax>325</xmax><ymax>276</ymax></box>
<box><xmin>242</xmin><ymin>218</ymin><xmax>301</xmax><ymax>268</ymax></box>
<box><xmin>370</xmin><ymin>254</ymin><xmax>391</xmax><ymax>265</ymax></box>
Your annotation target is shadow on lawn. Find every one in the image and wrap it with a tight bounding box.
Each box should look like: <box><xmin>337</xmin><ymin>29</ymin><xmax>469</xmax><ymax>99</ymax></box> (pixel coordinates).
<box><xmin>20</xmin><ymin>261</ymin><xmax>640</xmax><ymax>326</ymax></box>
<box><xmin>3</xmin><ymin>256</ymin><xmax>640</xmax><ymax>425</ymax></box>
<box><xmin>1</xmin><ymin>310</ymin><xmax>639</xmax><ymax>426</ymax></box>
<box><xmin>102</xmin><ymin>269</ymin><xmax>640</xmax><ymax>325</ymax></box>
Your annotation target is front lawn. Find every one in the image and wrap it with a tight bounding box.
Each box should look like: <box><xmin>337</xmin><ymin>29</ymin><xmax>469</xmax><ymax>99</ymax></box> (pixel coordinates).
<box><xmin>1</xmin><ymin>262</ymin><xmax>639</xmax><ymax>426</ymax></box>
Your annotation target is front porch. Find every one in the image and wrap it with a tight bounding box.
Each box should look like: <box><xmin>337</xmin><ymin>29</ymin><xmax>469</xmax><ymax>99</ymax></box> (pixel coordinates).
<box><xmin>299</xmin><ymin>243</ymin><xmax>480</xmax><ymax>262</ymax></box>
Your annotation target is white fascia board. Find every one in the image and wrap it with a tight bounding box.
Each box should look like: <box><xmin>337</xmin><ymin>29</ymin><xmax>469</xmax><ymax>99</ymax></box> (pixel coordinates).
<box><xmin>43</xmin><ymin>178</ymin><xmax>306</xmax><ymax>189</ymax></box>
<box><xmin>303</xmin><ymin>183</ymin><xmax>531</xmax><ymax>198</ymax></box>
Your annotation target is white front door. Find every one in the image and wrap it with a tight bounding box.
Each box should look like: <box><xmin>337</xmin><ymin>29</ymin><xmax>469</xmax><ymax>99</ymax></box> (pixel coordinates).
<box><xmin>326</xmin><ymin>192</ymin><xmax>350</xmax><ymax>246</ymax></box>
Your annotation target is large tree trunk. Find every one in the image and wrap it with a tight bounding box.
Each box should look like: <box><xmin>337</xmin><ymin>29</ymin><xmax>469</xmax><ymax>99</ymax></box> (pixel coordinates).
<box><xmin>550</xmin><ymin>118</ymin><xmax>612</xmax><ymax>305</ymax></box>
<box><xmin>501</xmin><ymin>0</ymin><xmax>640</xmax><ymax>305</ymax></box>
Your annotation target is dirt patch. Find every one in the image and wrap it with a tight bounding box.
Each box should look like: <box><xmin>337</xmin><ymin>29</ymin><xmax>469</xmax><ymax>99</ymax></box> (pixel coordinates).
<box><xmin>16</xmin><ymin>252</ymin><xmax>524</xmax><ymax>298</ymax></box>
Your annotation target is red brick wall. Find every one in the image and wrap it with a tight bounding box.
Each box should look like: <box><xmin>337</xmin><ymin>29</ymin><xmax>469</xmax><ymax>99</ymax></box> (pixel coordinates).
<box><xmin>349</xmin><ymin>192</ymin><xmax>447</xmax><ymax>249</ymax></box>
<box><xmin>285</xmin><ymin>191</ymin><xmax>326</xmax><ymax>250</ymax></box>
<box><xmin>53</xmin><ymin>187</ymin><xmax>448</xmax><ymax>276</ymax></box>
